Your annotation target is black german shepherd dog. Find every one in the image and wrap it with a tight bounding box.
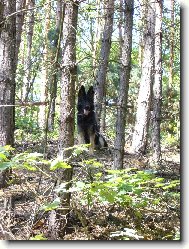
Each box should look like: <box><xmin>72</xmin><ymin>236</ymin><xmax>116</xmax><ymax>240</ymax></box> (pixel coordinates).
<box><xmin>77</xmin><ymin>85</ymin><xmax>108</xmax><ymax>154</ymax></box>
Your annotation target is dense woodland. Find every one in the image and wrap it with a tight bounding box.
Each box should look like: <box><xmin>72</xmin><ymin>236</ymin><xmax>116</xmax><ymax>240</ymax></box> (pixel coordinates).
<box><xmin>0</xmin><ymin>0</ymin><xmax>180</xmax><ymax>240</ymax></box>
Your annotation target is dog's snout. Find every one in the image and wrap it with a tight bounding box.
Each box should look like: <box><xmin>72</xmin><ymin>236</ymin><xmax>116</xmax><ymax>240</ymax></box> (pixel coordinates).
<box><xmin>85</xmin><ymin>105</ymin><xmax>90</xmax><ymax>111</ymax></box>
<box><xmin>84</xmin><ymin>105</ymin><xmax>90</xmax><ymax>115</ymax></box>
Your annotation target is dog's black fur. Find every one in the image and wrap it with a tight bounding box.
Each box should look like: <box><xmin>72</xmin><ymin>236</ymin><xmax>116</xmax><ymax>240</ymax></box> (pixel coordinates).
<box><xmin>77</xmin><ymin>85</ymin><xmax>108</xmax><ymax>154</ymax></box>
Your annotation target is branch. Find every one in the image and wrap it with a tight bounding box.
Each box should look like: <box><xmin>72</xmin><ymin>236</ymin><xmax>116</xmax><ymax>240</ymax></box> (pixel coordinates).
<box><xmin>0</xmin><ymin>101</ymin><xmax>48</xmax><ymax>107</ymax></box>
<box><xmin>0</xmin><ymin>5</ymin><xmax>43</xmax><ymax>26</ymax></box>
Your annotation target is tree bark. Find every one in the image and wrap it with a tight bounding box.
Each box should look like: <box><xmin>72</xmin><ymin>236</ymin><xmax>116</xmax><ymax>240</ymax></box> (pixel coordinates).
<box><xmin>138</xmin><ymin>0</ymin><xmax>147</xmax><ymax>68</ymax></box>
<box><xmin>38</xmin><ymin>0</ymin><xmax>51</xmax><ymax>129</ymax></box>
<box><xmin>168</xmin><ymin>0</ymin><xmax>174</xmax><ymax>90</ymax></box>
<box><xmin>15</xmin><ymin>0</ymin><xmax>26</xmax><ymax>66</ymax></box>
<box><xmin>131</xmin><ymin>0</ymin><xmax>155</xmax><ymax>154</ymax></box>
<box><xmin>0</xmin><ymin>0</ymin><xmax>16</xmax><ymax>187</ymax></box>
<box><xmin>58</xmin><ymin>0</ymin><xmax>78</xmax><ymax>238</ymax></box>
<box><xmin>151</xmin><ymin>0</ymin><xmax>163</xmax><ymax>163</ymax></box>
<box><xmin>90</xmin><ymin>0</ymin><xmax>102</xmax><ymax>78</ymax></box>
<box><xmin>22</xmin><ymin>0</ymin><xmax>35</xmax><ymax>103</ymax></box>
<box><xmin>113</xmin><ymin>0</ymin><xmax>134</xmax><ymax>169</ymax></box>
<box><xmin>47</xmin><ymin>0</ymin><xmax>64</xmax><ymax>131</ymax></box>
<box><xmin>94</xmin><ymin>0</ymin><xmax>114</xmax><ymax>130</ymax></box>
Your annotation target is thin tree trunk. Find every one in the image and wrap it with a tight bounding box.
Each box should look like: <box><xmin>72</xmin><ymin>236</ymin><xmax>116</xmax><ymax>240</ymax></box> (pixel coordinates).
<box><xmin>90</xmin><ymin>0</ymin><xmax>101</xmax><ymax>78</ymax></box>
<box><xmin>168</xmin><ymin>0</ymin><xmax>174</xmax><ymax>90</ymax></box>
<box><xmin>47</xmin><ymin>0</ymin><xmax>64</xmax><ymax>131</ymax></box>
<box><xmin>138</xmin><ymin>0</ymin><xmax>147</xmax><ymax>68</ymax></box>
<box><xmin>0</xmin><ymin>0</ymin><xmax>16</xmax><ymax>188</ymax></box>
<box><xmin>22</xmin><ymin>0</ymin><xmax>35</xmax><ymax>103</ymax></box>
<box><xmin>38</xmin><ymin>0</ymin><xmax>51</xmax><ymax>129</ymax></box>
<box><xmin>131</xmin><ymin>0</ymin><xmax>155</xmax><ymax>154</ymax></box>
<box><xmin>151</xmin><ymin>0</ymin><xmax>163</xmax><ymax>163</ymax></box>
<box><xmin>113</xmin><ymin>0</ymin><xmax>134</xmax><ymax>169</ymax></box>
<box><xmin>15</xmin><ymin>0</ymin><xmax>26</xmax><ymax>66</ymax></box>
<box><xmin>58</xmin><ymin>0</ymin><xmax>78</xmax><ymax>239</ymax></box>
<box><xmin>94</xmin><ymin>0</ymin><xmax>114</xmax><ymax>129</ymax></box>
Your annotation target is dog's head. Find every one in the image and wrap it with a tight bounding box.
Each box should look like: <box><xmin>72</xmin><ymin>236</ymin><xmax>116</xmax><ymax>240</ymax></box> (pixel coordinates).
<box><xmin>77</xmin><ymin>85</ymin><xmax>94</xmax><ymax>115</ymax></box>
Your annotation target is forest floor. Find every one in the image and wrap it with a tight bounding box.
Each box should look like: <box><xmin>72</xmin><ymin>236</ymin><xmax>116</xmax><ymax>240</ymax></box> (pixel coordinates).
<box><xmin>0</xmin><ymin>140</ymin><xmax>180</xmax><ymax>240</ymax></box>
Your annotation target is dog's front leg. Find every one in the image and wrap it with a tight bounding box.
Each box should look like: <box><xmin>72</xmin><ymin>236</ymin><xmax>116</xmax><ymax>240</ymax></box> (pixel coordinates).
<box><xmin>78</xmin><ymin>131</ymin><xmax>85</xmax><ymax>145</ymax></box>
<box><xmin>89</xmin><ymin>133</ymin><xmax>95</xmax><ymax>155</ymax></box>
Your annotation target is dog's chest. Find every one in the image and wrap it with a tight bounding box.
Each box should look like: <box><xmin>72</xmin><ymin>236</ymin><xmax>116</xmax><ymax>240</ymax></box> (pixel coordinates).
<box><xmin>78</xmin><ymin>113</ymin><xmax>93</xmax><ymax>123</ymax></box>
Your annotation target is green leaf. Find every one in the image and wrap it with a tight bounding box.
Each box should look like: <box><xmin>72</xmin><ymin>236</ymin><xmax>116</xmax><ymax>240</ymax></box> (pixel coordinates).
<box><xmin>83</xmin><ymin>159</ymin><xmax>103</xmax><ymax>168</ymax></box>
<box><xmin>152</xmin><ymin>198</ymin><xmax>160</xmax><ymax>205</ymax></box>
<box><xmin>106</xmin><ymin>169</ymin><xmax>122</xmax><ymax>175</ymax></box>
<box><xmin>133</xmin><ymin>188</ymin><xmax>144</xmax><ymax>195</ymax></box>
<box><xmin>99</xmin><ymin>189</ymin><xmax>117</xmax><ymax>203</ymax></box>
<box><xmin>162</xmin><ymin>180</ymin><xmax>180</xmax><ymax>190</ymax></box>
<box><xmin>0</xmin><ymin>153</ymin><xmax>7</xmax><ymax>161</ymax></box>
<box><xmin>119</xmin><ymin>183</ymin><xmax>133</xmax><ymax>192</ymax></box>
<box><xmin>154</xmin><ymin>177</ymin><xmax>164</xmax><ymax>182</ymax></box>
<box><xmin>134</xmin><ymin>210</ymin><xmax>142</xmax><ymax>219</ymax></box>
<box><xmin>41</xmin><ymin>197</ymin><xmax>61</xmax><ymax>211</ymax></box>
<box><xmin>155</xmin><ymin>183</ymin><xmax>165</xmax><ymax>188</ymax></box>
<box><xmin>30</xmin><ymin>234</ymin><xmax>47</xmax><ymax>240</ymax></box>
<box><xmin>94</xmin><ymin>172</ymin><xmax>103</xmax><ymax>178</ymax></box>
<box><xmin>0</xmin><ymin>145</ymin><xmax>14</xmax><ymax>152</ymax></box>
<box><xmin>72</xmin><ymin>144</ymin><xmax>89</xmax><ymax>156</ymax></box>
<box><xmin>23</xmin><ymin>162</ymin><xmax>37</xmax><ymax>171</ymax></box>
<box><xmin>50</xmin><ymin>158</ymin><xmax>72</xmax><ymax>170</ymax></box>
<box><xmin>0</xmin><ymin>162</ymin><xmax>12</xmax><ymax>171</ymax></box>
<box><xmin>173</xmin><ymin>231</ymin><xmax>180</xmax><ymax>240</ymax></box>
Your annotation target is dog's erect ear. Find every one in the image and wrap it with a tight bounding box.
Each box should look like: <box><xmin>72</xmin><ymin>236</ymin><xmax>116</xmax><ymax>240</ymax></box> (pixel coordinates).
<box><xmin>78</xmin><ymin>85</ymin><xmax>86</xmax><ymax>98</ymax></box>
<box><xmin>87</xmin><ymin>86</ymin><xmax>94</xmax><ymax>98</ymax></box>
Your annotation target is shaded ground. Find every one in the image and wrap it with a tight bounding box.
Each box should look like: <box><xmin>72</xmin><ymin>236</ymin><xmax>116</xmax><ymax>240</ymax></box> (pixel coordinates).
<box><xmin>0</xmin><ymin>141</ymin><xmax>180</xmax><ymax>240</ymax></box>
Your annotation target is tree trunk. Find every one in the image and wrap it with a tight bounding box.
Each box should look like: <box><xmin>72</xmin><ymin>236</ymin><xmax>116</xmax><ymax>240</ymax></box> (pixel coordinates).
<box><xmin>90</xmin><ymin>0</ymin><xmax>102</xmax><ymax>78</ymax></box>
<box><xmin>22</xmin><ymin>0</ymin><xmax>35</xmax><ymax>103</ymax></box>
<box><xmin>47</xmin><ymin>0</ymin><xmax>64</xmax><ymax>131</ymax></box>
<box><xmin>138</xmin><ymin>0</ymin><xmax>147</xmax><ymax>68</ymax></box>
<box><xmin>168</xmin><ymin>0</ymin><xmax>174</xmax><ymax>90</ymax></box>
<box><xmin>58</xmin><ymin>0</ymin><xmax>78</xmax><ymax>238</ymax></box>
<box><xmin>151</xmin><ymin>0</ymin><xmax>163</xmax><ymax>163</ymax></box>
<box><xmin>113</xmin><ymin>0</ymin><xmax>134</xmax><ymax>169</ymax></box>
<box><xmin>94</xmin><ymin>0</ymin><xmax>114</xmax><ymax>129</ymax></box>
<box><xmin>38</xmin><ymin>0</ymin><xmax>51</xmax><ymax>129</ymax></box>
<box><xmin>131</xmin><ymin>0</ymin><xmax>155</xmax><ymax>154</ymax></box>
<box><xmin>15</xmin><ymin>0</ymin><xmax>26</xmax><ymax>66</ymax></box>
<box><xmin>0</xmin><ymin>0</ymin><xmax>16</xmax><ymax>188</ymax></box>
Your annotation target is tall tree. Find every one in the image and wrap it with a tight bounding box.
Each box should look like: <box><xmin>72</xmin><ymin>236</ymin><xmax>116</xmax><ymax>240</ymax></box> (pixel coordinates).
<box><xmin>39</xmin><ymin>0</ymin><xmax>52</xmax><ymax>129</ymax></box>
<box><xmin>0</xmin><ymin>0</ymin><xmax>16</xmax><ymax>187</ymax></box>
<box><xmin>131</xmin><ymin>0</ymin><xmax>155</xmax><ymax>154</ymax></box>
<box><xmin>168</xmin><ymin>0</ymin><xmax>174</xmax><ymax>90</ymax></box>
<box><xmin>113</xmin><ymin>0</ymin><xmax>134</xmax><ymax>169</ymax></box>
<box><xmin>58</xmin><ymin>0</ymin><xmax>78</xmax><ymax>238</ymax></box>
<box><xmin>90</xmin><ymin>0</ymin><xmax>102</xmax><ymax>78</ymax></box>
<box><xmin>15</xmin><ymin>0</ymin><xmax>26</xmax><ymax>65</ymax></box>
<box><xmin>22</xmin><ymin>0</ymin><xmax>35</xmax><ymax>103</ymax></box>
<box><xmin>94</xmin><ymin>0</ymin><xmax>114</xmax><ymax>130</ymax></box>
<box><xmin>138</xmin><ymin>0</ymin><xmax>147</xmax><ymax>68</ymax></box>
<box><xmin>47</xmin><ymin>0</ymin><xmax>64</xmax><ymax>131</ymax></box>
<box><xmin>59</xmin><ymin>1</ymin><xmax>78</xmax><ymax>159</ymax></box>
<box><xmin>38</xmin><ymin>0</ymin><xmax>51</xmax><ymax>129</ymax></box>
<box><xmin>151</xmin><ymin>0</ymin><xmax>163</xmax><ymax>163</ymax></box>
